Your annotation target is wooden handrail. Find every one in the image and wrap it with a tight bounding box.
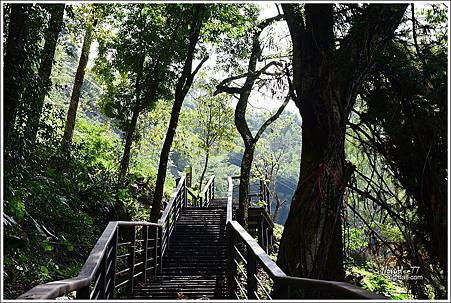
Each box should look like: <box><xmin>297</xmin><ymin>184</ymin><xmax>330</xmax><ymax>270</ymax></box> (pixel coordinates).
<box><xmin>19</xmin><ymin>178</ymin><xmax>187</xmax><ymax>300</ymax></box>
<box><xmin>158</xmin><ymin>176</ymin><xmax>186</xmax><ymax>224</ymax></box>
<box><xmin>19</xmin><ymin>221</ymin><xmax>159</xmax><ymax>299</ymax></box>
<box><xmin>199</xmin><ymin>175</ymin><xmax>215</xmax><ymax>207</ymax></box>
<box><xmin>225</xmin><ymin>176</ymin><xmax>386</xmax><ymax>300</ymax></box>
<box><xmin>200</xmin><ymin>175</ymin><xmax>214</xmax><ymax>197</ymax></box>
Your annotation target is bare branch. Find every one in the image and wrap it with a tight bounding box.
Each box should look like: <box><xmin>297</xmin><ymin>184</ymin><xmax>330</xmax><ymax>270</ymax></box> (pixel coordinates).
<box><xmin>255</xmin><ymin>93</ymin><xmax>290</xmax><ymax>141</ymax></box>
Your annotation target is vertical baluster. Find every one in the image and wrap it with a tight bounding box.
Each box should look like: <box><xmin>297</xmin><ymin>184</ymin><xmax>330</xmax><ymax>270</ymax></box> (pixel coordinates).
<box><xmin>127</xmin><ymin>225</ymin><xmax>136</xmax><ymax>294</ymax></box>
<box><xmin>158</xmin><ymin>228</ymin><xmax>163</xmax><ymax>274</ymax></box>
<box><xmin>259</xmin><ymin>179</ymin><xmax>263</xmax><ymax>203</ymax></box>
<box><xmin>267</xmin><ymin>184</ymin><xmax>271</xmax><ymax>214</ymax></box>
<box><xmin>212</xmin><ymin>177</ymin><xmax>215</xmax><ymax>199</ymax></box>
<box><xmin>142</xmin><ymin>225</ymin><xmax>149</xmax><ymax>283</ymax></box>
<box><xmin>247</xmin><ymin>246</ymin><xmax>257</xmax><ymax>299</ymax></box>
<box><xmin>184</xmin><ymin>178</ymin><xmax>188</xmax><ymax>208</ymax></box>
<box><xmin>154</xmin><ymin>227</ymin><xmax>160</xmax><ymax>277</ymax></box>
<box><xmin>99</xmin><ymin>249</ymin><xmax>108</xmax><ymax>299</ymax></box>
<box><xmin>109</xmin><ymin>227</ymin><xmax>118</xmax><ymax>299</ymax></box>
<box><xmin>210</xmin><ymin>186</ymin><xmax>212</xmax><ymax>204</ymax></box>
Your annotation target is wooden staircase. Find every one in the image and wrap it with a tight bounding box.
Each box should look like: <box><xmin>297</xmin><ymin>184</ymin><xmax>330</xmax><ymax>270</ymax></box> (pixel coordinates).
<box><xmin>19</xmin><ymin>175</ymin><xmax>385</xmax><ymax>301</ymax></box>
<box><xmin>131</xmin><ymin>206</ymin><xmax>228</xmax><ymax>299</ymax></box>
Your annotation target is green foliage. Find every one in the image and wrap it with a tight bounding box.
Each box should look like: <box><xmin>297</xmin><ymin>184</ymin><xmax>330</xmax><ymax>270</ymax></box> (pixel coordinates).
<box><xmin>73</xmin><ymin>117</ymin><xmax>120</xmax><ymax>172</ymax></box>
<box><xmin>344</xmin><ymin>227</ymin><xmax>366</xmax><ymax>252</ymax></box>
<box><xmin>348</xmin><ymin>265</ymin><xmax>412</xmax><ymax>300</ymax></box>
<box><xmin>177</xmin><ymin>79</ymin><xmax>238</xmax><ymax>188</ymax></box>
<box><xmin>269</xmin><ymin>223</ymin><xmax>284</xmax><ymax>261</ymax></box>
<box><xmin>253</xmin><ymin>111</ymin><xmax>302</xmax><ymax>223</ymax></box>
<box><xmin>3</xmin><ymin>104</ymin><xmax>149</xmax><ymax>298</ymax></box>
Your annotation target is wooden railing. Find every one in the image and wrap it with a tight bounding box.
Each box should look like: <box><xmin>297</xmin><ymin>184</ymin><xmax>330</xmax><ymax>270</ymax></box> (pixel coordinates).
<box><xmin>232</xmin><ymin>175</ymin><xmax>271</xmax><ymax>214</ymax></box>
<box><xmin>225</xmin><ymin>177</ymin><xmax>386</xmax><ymax>300</ymax></box>
<box><xmin>19</xmin><ymin>176</ymin><xmax>187</xmax><ymax>300</ymax></box>
<box><xmin>199</xmin><ymin>175</ymin><xmax>215</xmax><ymax>207</ymax></box>
<box><xmin>158</xmin><ymin>176</ymin><xmax>186</xmax><ymax>256</ymax></box>
<box><xmin>259</xmin><ymin>179</ymin><xmax>271</xmax><ymax>214</ymax></box>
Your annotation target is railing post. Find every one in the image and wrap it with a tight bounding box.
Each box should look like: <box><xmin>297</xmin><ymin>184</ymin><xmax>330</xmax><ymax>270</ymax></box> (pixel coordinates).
<box><xmin>76</xmin><ymin>286</ymin><xmax>90</xmax><ymax>299</ymax></box>
<box><xmin>127</xmin><ymin>225</ymin><xmax>136</xmax><ymax>294</ymax></box>
<box><xmin>259</xmin><ymin>218</ymin><xmax>264</xmax><ymax>251</ymax></box>
<box><xmin>273</xmin><ymin>283</ymin><xmax>290</xmax><ymax>299</ymax></box>
<box><xmin>142</xmin><ymin>225</ymin><xmax>149</xmax><ymax>283</ymax></box>
<box><xmin>247</xmin><ymin>246</ymin><xmax>257</xmax><ymax>299</ymax></box>
<box><xmin>226</xmin><ymin>223</ymin><xmax>237</xmax><ymax>298</ymax></box>
<box><xmin>158</xmin><ymin>228</ymin><xmax>163</xmax><ymax>274</ymax></box>
<box><xmin>212</xmin><ymin>177</ymin><xmax>215</xmax><ymax>199</ymax></box>
<box><xmin>165</xmin><ymin>217</ymin><xmax>170</xmax><ymax>250</ymax></box>
<box><xmin>110</xmin><ymin>227</ymin><xmax>119</xmax><ymax>299</ymax></box>
<box><xmin>266</xmin><ymin>184</ymin><xmax>271</xmax><ymax>214</ymax></box>
<box><xmin>99</xmin><ymin>251</ymin><xmax>108</xmax><ymax>299</ymax></box>
<box><xmin>184</xmin><ymin>178</ymin><xmax>188</xmax><ymax>208</ymax></box>
<box><xmin>154</xmin><ymin>227</ymin><xmax>160</xmax><ymax>277</ymax></box>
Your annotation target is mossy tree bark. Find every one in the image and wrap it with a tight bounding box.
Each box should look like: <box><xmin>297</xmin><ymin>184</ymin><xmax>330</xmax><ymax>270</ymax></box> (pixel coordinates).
<box><xmin>276</xmin><ymin>4</ymin><xmax>407</xmax><ymax>285</ymax></box>
<box><xmin>62</xmin><ymin>18</ymin><xmax>97</xmax><ymax>148</ymax></box>
<box><xmin>3</xmin><ymin>4</ymin><xmax>31</xmax><ymax>141</ymax></box>
<box><xmin>26</xmin><ymin>4</ymin><xmax>65</xmax><ymax>143</ymax></box>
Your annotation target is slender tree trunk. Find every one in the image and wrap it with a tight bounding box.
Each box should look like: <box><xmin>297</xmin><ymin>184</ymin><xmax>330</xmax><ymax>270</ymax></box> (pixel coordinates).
<box><xmin>198</xmin><ymin>150</ymin><xmax>210</xmax><ymax>191</ymax></box>
<box><xmin>271</xmin><ymin>192</ymin><xmax>284</xmax><ymax>222</ymax></box>
<box><xmin>3</xmin><ymin>4</ymin><xmax>30</xmax><ymax>141</ymax></box>
<box><xmin>150</xmin><ymin>4</ymin><xmax>207</xmax><ymax>222</ymax></box>
<box><xmin>119</xmin><ymin>104</ymin><xmax>140</xmax><ymax>179</ymax></box>
<box><xmin>215</xmin><ymin>14</ymin><xmax>285</xmax><ymax>229</ymax></box>
<box><xmin>62</xmin><ymin>19</ymin><xmax>97</xmax><ymax>148</ymax></box>
<box><xmin>118</xmin><ymin>54</ymin><xmax>146</xmax><ymax>180</ymax></box>
<box><xmin>237</xmin><ymin>144</ymin><xmax>255</xmax><ymax>228</ymax></box>
<box><xmin>150</xmin><ymin>97</ymin><xmax>185</xmax><ymax>221</ymax></box>
<box><xmin>26</xmin><ymin>4</ymin><xmax>65</xmax><ymax>143</ymax></box>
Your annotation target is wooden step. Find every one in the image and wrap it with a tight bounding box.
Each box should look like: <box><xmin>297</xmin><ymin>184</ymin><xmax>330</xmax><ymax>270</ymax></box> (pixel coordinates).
<box><xmin>131</xmin><ymin>206</ymin><xmax>229</xmax><ymax>299</ymax></box>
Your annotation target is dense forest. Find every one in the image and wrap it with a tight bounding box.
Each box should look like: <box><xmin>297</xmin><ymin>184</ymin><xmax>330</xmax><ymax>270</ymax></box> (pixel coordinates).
<box><xmin>1</xmin><ymin>1</ymin><xmax>448</xmax><ymax>300</ymax></box>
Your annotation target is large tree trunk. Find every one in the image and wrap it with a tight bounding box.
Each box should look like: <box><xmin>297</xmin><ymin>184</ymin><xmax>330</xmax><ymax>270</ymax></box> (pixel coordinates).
<box><xmin>3</xmin><ymin>4</ymin><xmax>31</xmax><ymax>141</ymax></box>
<box><xmin>62</xmin><ymin>19</ymin><xmax>97</xmax><ymax>147</ymax></box>
<box><xmin>237</xmin><ymin>144</ymin><xmax>255</xmax><ymax>228</ymax></box>
<box><xmin>277</xmin><ymin>99</ymin><xmax>348</xmax><ymax>281</ymax></box>
<box><xmin>276</xmin><ymin>4</ymin><xmax>407</xmax><ymax>287</ymax></box>
<box><xmin>26</xmin><ymin>4</ymin><xmax>65</xmax><ymax>143</ymax></box>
